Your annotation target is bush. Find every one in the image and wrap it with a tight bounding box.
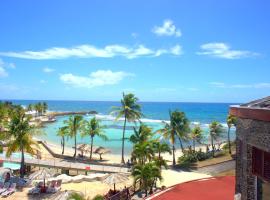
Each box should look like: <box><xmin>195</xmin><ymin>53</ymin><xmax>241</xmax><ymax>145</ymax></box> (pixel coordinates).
<box><xmin>178</xmin><ymin>149</ymin><xmax>212</xmax><ymax>167</ymax></box>
<box><xmin>68</xmin><ymin>192</ymin><xmax>85</xmax><ymax>200</ymax></box>
<box><xmin>92</xmin><ymin>195</ymin><xmax>104</xmax><ymax>200</ymax></box>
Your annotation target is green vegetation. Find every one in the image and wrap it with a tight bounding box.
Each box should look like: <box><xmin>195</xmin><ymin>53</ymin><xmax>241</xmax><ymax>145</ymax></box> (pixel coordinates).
<box><xmin>226</xmin><ymin>114</ymin><xmax>237</xmax><ymax>154</ymax></box>
<box><xmin>68</xmin><ymin>192</ymin><xmax>85</xmax><ymax>200</ymax></box>
<box><xmin>158</xmin><ymin>110</ymin><xmax>189</xmax><ymax>166</ymax></box>
<box><xmin>178</xmin><ymin>148</ymin><xmax>211</xmax><ymax>168</ymax></box>
<box><xmin>111</xmin><ymin>93</ymin><xmax>142</xmax><ymax>163</ymax></box>
<box><xmin>57</xmin><ymin>126</ymin><xmax>69</xmax><ymax>155</ymax></box>
<box><xmin>190</xmin><ymin>125</ymin><xmax>203</xmax><ymax>151</ymax></box>
<box><xmin>64</xmin><ymin>115</ymin><xmax>84</xmax><ymax>157</ymax></box>
<box><xmin>209</xmin><ymin>121</ymin><xmax>223</xmax><ymax>157</ymax></box>
<box><xmin>81</xmin><ymin>117</ymin><xmax>108</xmax><ymax>160</ymax></box>
<box><xmin>92</xmin><ymin>194</ymin><xmax>104</xmax><ymax>200</ymax></box>
<box><xmin>5</xmin><ymin>106</ymin><xmax>40</xmax><ymax>178</ymax></box>
<box><xmin>27</xmin><ymin>102</ymin><xmax>48</xmax><ymax>117</ymax></box>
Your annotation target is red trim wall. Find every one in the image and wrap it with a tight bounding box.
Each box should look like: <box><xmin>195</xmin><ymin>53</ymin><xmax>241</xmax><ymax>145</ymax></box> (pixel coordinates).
<box><xmin>230</xmin><ymin>107</ymin><xmax>270</xmax><ymax>122</ymax></box>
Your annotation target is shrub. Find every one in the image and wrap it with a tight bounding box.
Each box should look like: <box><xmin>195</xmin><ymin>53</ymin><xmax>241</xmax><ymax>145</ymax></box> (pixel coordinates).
<box><xmin>92</xmin><ymin>195</ymin><xmax>104</xmax><ymax>200</ymax></box>
<box><xmin>178</xmin><ymin>149</ymin><xmax>212</xmax><ymax>167</ymax></box>
<box><xmin>68</xmin><ymin>192</ymin><xmax>85</xmax><ymax>200</ymax></box>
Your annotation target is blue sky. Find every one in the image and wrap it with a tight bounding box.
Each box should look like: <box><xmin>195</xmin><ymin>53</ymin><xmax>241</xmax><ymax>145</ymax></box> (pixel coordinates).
<box><xmin>0</xmin><ymin>0</ymin><xmax>269</xmax><ymax>103</ymax></box>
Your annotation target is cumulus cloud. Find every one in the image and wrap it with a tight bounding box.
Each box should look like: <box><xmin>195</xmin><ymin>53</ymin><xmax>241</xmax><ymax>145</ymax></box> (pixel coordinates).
<box><xmin>209</xmin><ymin>82</ymin><xmax>270</xmax><ymax>88</ymax></box>
<box><xmin>0</xmin><ymin>44</ymin><xmax>182</xmax><ymax>60</ymax></box>
<box><xmin>60</xmin><ymin>70</ymin><xmax>134</xmax><ymax>88</ymax></box>
<box><xmin>43</xmin><ymin>67</ymin><xmax>55</xmax><ymax>73</ymax></box>
<box><xmin>197</xmin><ymin>43</ymin><xmax>258</xmax><ymax>59</ymax></box>
<box><xmin>152</xmin><ymin>20</ymin><xmax>181</xmax><ymax>37</ymax></box>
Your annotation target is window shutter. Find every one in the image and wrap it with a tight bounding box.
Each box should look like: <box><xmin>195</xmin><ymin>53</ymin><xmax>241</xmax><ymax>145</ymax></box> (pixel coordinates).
<box><xmin>252</xmin><ymin>147</ymin><xmax>263</xmax><ymax>176</ymax></box>
<box><xmin>263</xmin><ymin>151</ymin><xmax>270</xmax><ymax>181</ymax></box>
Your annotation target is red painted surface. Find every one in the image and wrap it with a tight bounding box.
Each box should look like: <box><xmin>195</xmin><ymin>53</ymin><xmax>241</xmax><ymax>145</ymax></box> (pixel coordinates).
<box><xmin>150</xmin><ymin>176</ymin><xmax>235</xmax><ymax>200</ymax></box>
<box><xmin>230</xmin><ymin>106</ymin><xmax>270</xmax><ymax>122</ymax></box>
<box><xmin>85</xmin><ymin>166</ymin><xmax>91</xmax><ymax>170</ymax></box>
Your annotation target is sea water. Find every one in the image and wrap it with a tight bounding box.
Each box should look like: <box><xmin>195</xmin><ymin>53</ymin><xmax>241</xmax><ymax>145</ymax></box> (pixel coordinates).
<box><xmin>7</xmin><ymin>100</ymin><xmax>238</xmax><ymax>154</ymax></box>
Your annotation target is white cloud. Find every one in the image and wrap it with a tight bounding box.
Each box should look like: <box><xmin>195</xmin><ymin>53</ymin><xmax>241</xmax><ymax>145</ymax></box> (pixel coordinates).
<box><xmin>43</xmin><ymin>67</ymin><xmax>55</xmax><ymax>73</ymax></box>
<box><xmin>152</xmin><ymin>19</ymin><xmax>181</xmax><ymax>37</ymax></box>
<box><xmin>197</xmin><ymin>43</ymin><xmax>258</xmax><ymax>59</ymax></box>
<box><xmin>40</xmin><ymin>80</ymin><xmax>47</xmax><ymax>84</ymax></box>
<box><xmin>0</xmin><ymin>44</ymin><xmax>182</xmax><ymax>60</ymax></box>
<box><xmin>0</xmin><ymin>66</ymin><xmax>8</xmax><ymax>77</ymax></box>
<box><xmin>60</xmin><ymin>70</ymin><xmax>134</xmax><ymax>88</ymax></box>
<box><xmin>210</xmin><ymin>82</ymin><xmax>270</xmax><ymax>89</ymax></box>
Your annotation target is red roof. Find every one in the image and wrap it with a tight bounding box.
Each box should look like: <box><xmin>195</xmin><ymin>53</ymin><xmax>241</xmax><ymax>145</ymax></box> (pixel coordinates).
<box><xmin>147</xmin><ymin>176</ymin><xmax>235</xmax><ymax>200</ymax></box>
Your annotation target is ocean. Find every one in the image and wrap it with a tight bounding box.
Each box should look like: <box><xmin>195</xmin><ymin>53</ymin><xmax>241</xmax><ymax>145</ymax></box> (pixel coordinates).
<box><xmin>7</xmin><ymin>100</ymin><xmax>238</xmax><ymax>154</ymax></box>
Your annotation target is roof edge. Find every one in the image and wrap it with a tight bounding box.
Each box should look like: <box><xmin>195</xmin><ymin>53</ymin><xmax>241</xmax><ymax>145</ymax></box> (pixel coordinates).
<box><xmin>230</xmin><ymin>106</ymin><xmax>270</xmax><ymax>122</ymax></box>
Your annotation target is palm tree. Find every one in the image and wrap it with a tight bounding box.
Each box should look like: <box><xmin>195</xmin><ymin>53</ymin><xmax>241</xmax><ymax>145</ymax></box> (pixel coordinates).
<box><xmin>190</xmin><ymin>125</ymin><xmax>203</xmax><ymax>151</ymax></box>
<box><xmin>171</xmin><ymin>110</ymin><xmax>190</xmax><ymax>153</ymax></box>
<box><xmin>42</xmin><ymin>102</ymin><xmax>48</xmax><ymax>115</ymax></box>
<box><xmin>132</xmin><ymin>162</ymin><xmax>162</xmax><ymax>197</ymax></box>
<box><xmin>57</xmin><ymin>126</ymin><xmax>68</xmax><ymax>155</ymax></box>
<box><xmin>152</xmin><ymin>142</ymin><xmax>171</xmax><ymax>168</ymax></box>
<box><xmin>131</xmin><ymin>142</ymin><xmax>155</xmax><ymax>165</ymax></box>
<box><xmin>5</xmin><ymin>107</ymin><xmax>39</xmax><ymax>178</ymax></box>
<box><xmin>111</xmin><ymin>93</ymin><xmax>142</xmax><ymax>163</ymax></box>
<box><xmin>27</xmin><ymin>104</ymin><xmax>33</xmax><ymax>112</ymax></box>
<box><xmin>209</xmin><ymin>121</ymin><xmax>223</xmax><ymax>157</ymax></box>
<box><xmin>82</xmin><ymin>117</ymin><xmax>108</xmax><ymax>160</ymax></box>
<box><xmin>130</xmin><ymin>124</ymin><xmax>153</xmax><ymax>145</ymax></box>
<box><xmin>158</xmin><ymin>110</ymin><xmax>189</xmax><ymax>166</ymax></box>
<box><xmin>227</xmin><ymin>114</ymin><xmax>237</xmax><ymax>154</ymax></box>
<box><xmin>64</xmin><ymin>115</ymin><xmax>84</xmax><ymax>158</ymax></box>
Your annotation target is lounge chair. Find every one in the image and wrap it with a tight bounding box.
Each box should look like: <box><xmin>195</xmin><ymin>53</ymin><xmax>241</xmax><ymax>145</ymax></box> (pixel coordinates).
<box><xmin>27</xmin><ymin>181</ymin><xmax>43</xmax><ymax>195</ymax></box>
<box><xmin>0</xmin><ymin>182</ymin><xmax>10</xmax><ymax>194</ymax></box>
<box><xmin>47</xmin><ymin>180</ymin><xmax>62</xmax><ymax>193</ymax></box>
<box><xmin>1</xmin><ymin>183</ymin><xmax>16</xmax><ymax>197</ymax></box>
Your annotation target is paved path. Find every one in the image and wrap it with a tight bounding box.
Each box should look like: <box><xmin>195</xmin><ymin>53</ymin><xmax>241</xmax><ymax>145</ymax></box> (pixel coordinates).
<box><xmin>195</xmin><ymin>160</ymin><xmax>235</xmax><ymax>175</ymax></box>
<box><xmin>0</xmin><ymin>156</ymin><xmax>129</xmax><ymax>173</ymax></box>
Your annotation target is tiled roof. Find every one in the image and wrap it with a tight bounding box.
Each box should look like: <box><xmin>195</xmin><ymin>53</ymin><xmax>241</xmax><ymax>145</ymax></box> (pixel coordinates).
<box><xmin>241</xmin><ymin>96</ymin><xmax>270</xmax><ymax>109</ymax></box>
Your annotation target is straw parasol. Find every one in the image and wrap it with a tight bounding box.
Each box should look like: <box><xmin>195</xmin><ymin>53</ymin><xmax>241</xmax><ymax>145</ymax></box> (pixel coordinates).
<box><xmin>29</xmin><ymin>168</ymin><xmax>55</xmax><ymax>187</ymax></box>
<box><xmin>94</xmin><ymin>146</ymin><xmax>111</xmax><ymax>160</ymax></box>
<box><xmin>102</xmin><ymin>173</ymin><xmax>129</xmax><ymax>191</ymax></box>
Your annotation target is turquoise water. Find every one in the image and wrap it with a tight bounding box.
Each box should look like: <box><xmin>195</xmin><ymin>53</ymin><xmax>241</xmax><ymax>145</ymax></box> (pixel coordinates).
<box><xmin>0</xmin><ymin>152</ymin><xmax>32</xmax><ymax>170</ymax></box>
<box><xmin>5</xmin><ymin>100</ymin><xmax>238</xmax><ymax>154</ymax></box>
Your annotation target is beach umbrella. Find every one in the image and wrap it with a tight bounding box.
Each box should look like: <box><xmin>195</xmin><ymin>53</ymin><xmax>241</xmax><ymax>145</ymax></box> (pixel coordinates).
<box><xmin>29</xmin><ymin>168</ymin><xmax>55</xmax><ymax>187</ymax></box>
<box><xmin>102</xmin><ymin>173</ymin><xmax>129</xmax><ymax>191</ymax></box>
<box><xmin>94</xmin><ymin>146</ymin><xmax>111</xmax><ymax>160</ymax></box>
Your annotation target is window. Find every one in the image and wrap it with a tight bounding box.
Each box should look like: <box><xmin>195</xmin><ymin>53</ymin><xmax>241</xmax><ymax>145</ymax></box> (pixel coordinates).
<box><xmin>252</xmin><ymin>147</ymin><xmax>270</xmax><ymax>182</ymax></box>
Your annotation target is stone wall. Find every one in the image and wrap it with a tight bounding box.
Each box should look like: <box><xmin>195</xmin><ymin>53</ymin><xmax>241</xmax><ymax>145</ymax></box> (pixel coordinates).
<box><xmin>235</xmin><ymin>118</ymin><xmax>270</xmax><ymax>200</ymax></box>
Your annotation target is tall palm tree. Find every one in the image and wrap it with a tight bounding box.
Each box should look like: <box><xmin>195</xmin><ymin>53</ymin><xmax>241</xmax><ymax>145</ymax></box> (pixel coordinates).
<box><xmin>158</xmin><ymin>110</ymin><xmax>189</xmax><ymax>166</ymax></box>
<box><xmin>132</xmin><ymin>162</ymin><xmax>162</xmax><ymax>197</ymax></box>
<box><xmin>190</xmin><ymin>125</ymin><xmax>203</xmax><ymax>151</ymax></box>
<box><xmin>82</xmin><ymin>117</ymin><xmax>108</xmax><ymax>160</ymax></box>
<box><xmin>64</xmin><ymin>115</ymin><xmax>84</xmax><ymax>158</ymax></box>
<box><xmin>209</xmin><ymin>121</ymin><xmax>223</xmax><ymax>157</ymax></box>
<box><xmin>5</xmin><ymin>107</ymin><xmax>39</xmax><ymax>178</ymax></box>
<box><xmin>131</xmin><ymin>142</ymin><xmax>155</xmax><ymax>165</ymax></box>
<box><xmin>57</xmin><ymin>126</ymin><xmax>68</xmax><ymax>155</ymax></box>
<box><xmin>171</xmin><ymin>110</ymin><xmax>190</xmax><ymax>153</ymax></box>
<box><xmin>227</xmin><ymin>114</ymin><xmax>237</xmax><ymax>154</ymax></box>
<box><xmin>42</xmin><ymin>102</ymin><xmax>48</xmax><ymax>115</ymax></box>
<box><xmin>27</xmin><ymin>104</ymin><xmax>33</xmax><ymax>112</ymax></box>
<box><xmin>130</xmin><ymin>124</ymin><xmax>153</xmax><ymax>145</ymax></box>
<box><xmin>111</xmin><ymin>93</ymin><xmax>142</xmax><ymax>163</ymax></box>
<box><xmin>153</xmin><ymin>142</ymin><xmax>171</xmax><ymax>168</ymax></box>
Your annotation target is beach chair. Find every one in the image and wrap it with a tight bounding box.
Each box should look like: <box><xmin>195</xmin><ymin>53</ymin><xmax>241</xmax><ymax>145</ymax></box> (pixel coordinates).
<box><xmin>27</xmin><ymin>181</ymin><xmax>43</xmax><ymax>195</ymax></box>
<box><xmin>47</xmin><ymin>180</ymin><xmax>62</xmax><ymax>193</ymax></box>
<box><xmin>0</xmin><ymin>182</ymin><xmax>10</xmax><ymax>194</ymax></box>
<box><xmin>1</xmin><ymin>183</ymin><xmax>16</xmax><ymax>197</ymax></box>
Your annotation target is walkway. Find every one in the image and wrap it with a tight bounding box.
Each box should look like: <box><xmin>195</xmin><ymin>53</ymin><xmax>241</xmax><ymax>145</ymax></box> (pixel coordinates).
<box><xmin>195</xmin><ymin>160</ymin><xmax>235</xmax><ymax>175</ymax></box>
<box><xmin>0</xmin><ymin>156</ymin><xmax>129</xmax><ymax>173</ymax></box>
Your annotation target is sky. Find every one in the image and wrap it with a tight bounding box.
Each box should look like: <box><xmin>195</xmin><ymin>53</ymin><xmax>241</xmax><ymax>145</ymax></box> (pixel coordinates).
<box><xmin>0</xmin><ymin>0</ymin><xmax>269</xmax><ymax>103</ymax></box>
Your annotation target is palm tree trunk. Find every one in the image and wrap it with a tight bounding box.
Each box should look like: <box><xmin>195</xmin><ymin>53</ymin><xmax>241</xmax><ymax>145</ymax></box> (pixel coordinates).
<box><xmin>62</xmin><ymin>136</ymin><xmax>65</xmax><ymax>155</ymax></box>
<box><xmin>227</xmin><ymin>127</ymin><xmax>231</xmax><ymax>154</ymax></box>
<box><xmin>178</xmin><ymin>137</ymin><xmax>184</xmax><ymax>153</ymax></box>
<box><xmin>20</xmin><ymin>145</ymin><xmax>25</xmax><ymax>178</ymax></box>
<box><xmin>193</xmin><ymin>139</ymin><xmax>196</xmax><ymax>151</ymax></box>
<box><xmin>172</xmin><ymin>144</ymin><xmax>176</xmax><ymax>166</ymax></box>
<box><xmin>121</xmin><ymin>115</ymin><xmax>127</xmax><ymax>164</ymax></box>
<box><xmin>74</xmin><ymin>133</ymin><xmax>77</xmax><ymax>158</ymax></box>
<box><xmin>211</xmin><ymin>136</ymin><xmax>215</xmax><ymax>157</ymax></box>
<box><xmin>158</xmin><ymin>151</ymin><xmax>161</xmax><ymax>168</ymax></box>
<box><xmin>90</xmin><ymin>136</ymin><xmax>94</xmax><ymax>160</ymax></box>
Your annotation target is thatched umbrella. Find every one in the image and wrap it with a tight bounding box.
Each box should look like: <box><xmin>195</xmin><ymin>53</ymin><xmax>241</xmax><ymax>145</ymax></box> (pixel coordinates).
<box><xmin>29</xmin><ymin>168</ymin><xmax>55</xmax><ymax>187</ymax></box>
<box><xmin>94</xmin><ymin>146</ymin><xmax>111</xmax><ymax>160</ymax></box>
<box><xmin>102</xmin><ymin>173</ymin><xmax>129</xmax><ymax>191</ymax></box>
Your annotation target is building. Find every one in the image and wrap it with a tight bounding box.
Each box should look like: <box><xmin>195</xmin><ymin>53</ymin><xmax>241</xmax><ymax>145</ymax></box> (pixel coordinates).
<box><xmin>230</xmin><ymin>96</ymin><xmax>270</xmax><ymax>200</ymax></box>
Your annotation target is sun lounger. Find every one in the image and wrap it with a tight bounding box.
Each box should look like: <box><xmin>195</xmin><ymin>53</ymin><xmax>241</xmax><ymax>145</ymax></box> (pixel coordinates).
<box><xmin>27</xmin><ymin>182</ymin><xmax>43</xmax><ymax>195</ymax></box>
<box><xmin>47</xmin><ymin>180</ymin><xmax>62</xmax><ymax>193</ymax></box>
<box><xmin>0</xmin><ymin>182</ymin><xmax>10</xmax><ymax>194</ymax></box>
<box><xmin>1</xmin><ymin>183</ymin><xmax>16</xmax><ymax>197</ymax></box>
